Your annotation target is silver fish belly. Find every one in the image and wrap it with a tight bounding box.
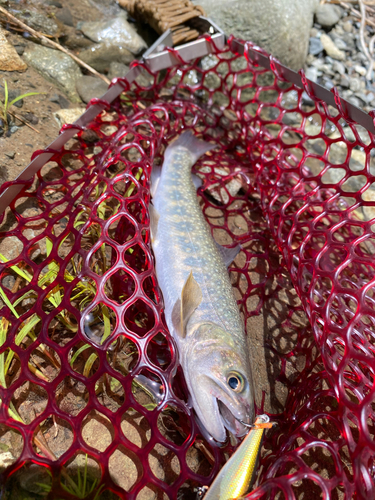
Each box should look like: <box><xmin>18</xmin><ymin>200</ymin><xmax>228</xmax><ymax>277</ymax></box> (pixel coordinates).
<box><xmin>150</xmin><ymin>131</ymin><xmax>254</xmax><ymax>443</ymax></box>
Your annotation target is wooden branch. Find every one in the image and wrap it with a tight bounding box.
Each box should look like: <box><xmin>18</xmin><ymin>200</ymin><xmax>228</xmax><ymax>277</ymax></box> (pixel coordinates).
<box><xmin>0</xmin><ymin>6</ymin><xmax>110</xmax><ymax>85</ymax></box>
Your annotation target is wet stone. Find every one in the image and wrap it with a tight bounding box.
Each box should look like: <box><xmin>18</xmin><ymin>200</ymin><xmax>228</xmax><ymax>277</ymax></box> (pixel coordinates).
<box><xmin>23</xmin><ymin>45</ymin><xmax>82</xmax><ymax>103</ymax></box>
<box><xmin>108</xmin><ymin>61</ymin><xmax>129</xmax><ymax>80</ymax></box>
<box><xmin>78</xmin><ymin>43</ymin><xmax>134</xmax><ymax>73</ymax></box>
<box><xmin>17</xmin><ymin>9</ymin><xmax>60</xmax><ymax>37</ymax></box>
<box><xmin>75</xmin><ymin>75</ymin><xmax>108</xmax><ymax>104</ymax></box>
<box><xmin>55</xmin><ymin>7</ymin><xmax>74</xmax><ymax>27</ymax></box>
<box><xmin>79</xmin><ymin>12</ymin><xmax>147</xmax><ymax>55</ymax></box>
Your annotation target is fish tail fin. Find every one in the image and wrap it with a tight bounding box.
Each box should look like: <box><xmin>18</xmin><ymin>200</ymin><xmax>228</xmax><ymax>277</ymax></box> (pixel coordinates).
<box><xmin>165</xmin><ymin>130</ymin><xmax>217</xmax><ymax>165</ymax></box>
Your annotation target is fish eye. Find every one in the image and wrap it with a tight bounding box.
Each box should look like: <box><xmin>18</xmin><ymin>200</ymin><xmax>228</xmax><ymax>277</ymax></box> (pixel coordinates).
<box><xmin>227</xmin><ymin>372</ymin><xmax>244</xmax><ymax>393</ymax></box>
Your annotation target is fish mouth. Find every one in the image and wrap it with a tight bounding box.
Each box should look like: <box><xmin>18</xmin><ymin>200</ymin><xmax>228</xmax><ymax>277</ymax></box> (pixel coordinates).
<box><xmin>217</xmin><ymin>399</ymin><xmax>249</xmax><ymax>438</ymax></box>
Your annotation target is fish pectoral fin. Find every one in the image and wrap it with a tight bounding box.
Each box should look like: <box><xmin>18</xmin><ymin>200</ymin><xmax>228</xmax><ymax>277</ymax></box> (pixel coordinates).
<box><xmin>149</xmin><ymin>203</ymin><xmax>160</xmax><ymax>242</ymax></box>
<box><xmin>215</xmin><ymin>241</ymin><xmax>242</xmax><ymax>268</ymax></box>
<box><xmin>173</xmin><ymin>271</ymin><xmax>202</xmax><ymax>338</ymax></box>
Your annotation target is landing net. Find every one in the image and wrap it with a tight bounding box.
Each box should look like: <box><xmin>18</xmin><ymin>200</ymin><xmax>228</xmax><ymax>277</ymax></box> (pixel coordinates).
<box><xmin>0</xmin><ymin>35</ymin><xmax>373</xmax><ymax>499</ymax></box>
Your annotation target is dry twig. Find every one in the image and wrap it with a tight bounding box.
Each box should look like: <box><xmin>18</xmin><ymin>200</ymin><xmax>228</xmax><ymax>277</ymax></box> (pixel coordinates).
<box><xmin>7</xmin><ymin>110</ymin><xmax>40</xmax><ymax>134</ymax></box>
<box><xmin>0</xmin><ymin>6</ymin><xmax>110</xmax><ymax>85</ymax></box>
<box><xmin>358</xmin><ymin>0</ymin><xmax>375</xmax><ymax>79</ymax></box>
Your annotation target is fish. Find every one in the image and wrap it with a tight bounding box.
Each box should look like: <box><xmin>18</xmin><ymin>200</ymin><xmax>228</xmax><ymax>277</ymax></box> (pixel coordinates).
<box><xmin>149</xmin><ymin>130</ymin><xmax>254</xmax><ymax>443</ymax></box>
<box><xmin>202</xmin><ymin>415</ymin><xmax>273</xmax><ymax>499</ymax></box>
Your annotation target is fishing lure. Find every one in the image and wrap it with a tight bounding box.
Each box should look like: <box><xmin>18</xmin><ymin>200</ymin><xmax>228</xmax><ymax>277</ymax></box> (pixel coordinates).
<box><xmin>202</xmin><ymin>415</ymin><xmax>273</xmax><ymax>500</ymax></box>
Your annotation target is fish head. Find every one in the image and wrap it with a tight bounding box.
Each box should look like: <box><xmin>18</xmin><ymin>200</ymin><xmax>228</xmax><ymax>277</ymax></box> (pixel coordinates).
<box><xmin>183</xmin><ymin>322</ymin><xmax>254</xmax><ymax>443</ymax></box>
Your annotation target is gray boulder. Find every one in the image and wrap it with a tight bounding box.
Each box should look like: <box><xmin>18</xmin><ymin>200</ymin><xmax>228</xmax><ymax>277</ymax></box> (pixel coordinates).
<box><xmin>78</xmin><ymin>43</ymin><xmax>134</xmax><ymax>73</ymax></box>
<box><xmin>78</xmin><ymin>12</ymin><xmax>147</xmax><ymax>55</ymax></box>
<box><xmin>23</xmin><ymin>45</ymin><xmax>82</xmax><ymax>103</ymax></box>
<box><xmin>191</xmin><ymin>0</ymin><xmax>319</xmax><ymax>70</ymax></box>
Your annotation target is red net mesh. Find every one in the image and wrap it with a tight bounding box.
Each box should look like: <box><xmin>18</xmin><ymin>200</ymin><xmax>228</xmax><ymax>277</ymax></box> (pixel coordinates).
<box><xmin>0</xmin><ymin>35</ymin><xmax>374</xmax><ymax>499</ymax></box>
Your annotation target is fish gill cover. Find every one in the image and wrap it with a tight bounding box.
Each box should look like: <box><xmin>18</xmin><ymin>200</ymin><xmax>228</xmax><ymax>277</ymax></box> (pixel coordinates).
<box><xmin>0</xmin><ymin>34</ymin><xmax>373</xmax><ymax>499</ymax></box>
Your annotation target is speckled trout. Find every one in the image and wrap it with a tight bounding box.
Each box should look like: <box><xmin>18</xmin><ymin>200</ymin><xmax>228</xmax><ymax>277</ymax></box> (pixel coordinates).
<box><xmin>150</xmin><ymin>131</ymin><xmax>254</xmax><ymax>443</ymax></box>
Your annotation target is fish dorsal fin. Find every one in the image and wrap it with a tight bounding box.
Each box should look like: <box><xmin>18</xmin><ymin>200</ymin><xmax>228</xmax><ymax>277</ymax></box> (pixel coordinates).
<box><xmin>148</xmin><ymin>203</ymin><xmax>160</xmax><ymax>242</ymax></box>
<box><xmin>150</xmin><ymin>165</ymin><xmax>162</xmax><ymax>198</ymax></box>
<box><xmin>172</xmin><ymin>271</ymin><xmax>202</xmax><ymax>338</ymax></box>
<box><xmin>215</xmin><ymin>241</ymin><xmax>241</xmax><ymax>268</ymax></box>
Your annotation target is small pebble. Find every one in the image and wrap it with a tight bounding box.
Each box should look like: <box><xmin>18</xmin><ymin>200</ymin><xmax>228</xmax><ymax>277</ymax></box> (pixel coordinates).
<box><xmin>315</xmin><ymin>4</ymin><xmax>343</xmax><ymax>29</ymax></box>
<box><xmin>305</xmin><ymin>66</ymin><xmax>319</xmax><ymax>83</ymax></box>
<box><xmin>349</xmin><ymin>77</ymin><xmax>363</xmax><ymax>93</ymax></box>
<box><xmin>333</xmin><ymin>60</ymin><xmax>345</xmax><ymax>75</ymax></box>
<box><xmin>4</xmin><ymin>151</ymin><xmax>15</xmax><ymax>159</ymax></box>
<box><xmin>320</xmin><ymin>33</ymin><xmax>345</xmax><ymax>61</ymax></box>
<box><xmin>332</xmin><ymin>37</ymin><xmax>347</xmax><ymax>50</ymax></box>
<box><xmin>342</xmin><ymin>20</ymin><xmax>352</xmax><ymax>33</ymax></box>
<box><xmin>10</xmin><ymin>126</ymin><xmax>18</xmax><ymax>134</ymax></box>
<box><xmin>354</xmin><ymin>64</ymin><xmax>366</xmax><ymax>76</ymax></box>
<box><xmin>309</xmin><ymin>37</ymin><xmax>323</xmax><ymax>56</ymax></box>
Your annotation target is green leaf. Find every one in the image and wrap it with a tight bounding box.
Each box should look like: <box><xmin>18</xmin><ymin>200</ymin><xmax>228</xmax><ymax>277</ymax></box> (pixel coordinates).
<box><xmin>0</xmin><ymin>253</ymin><xmax>33</xmax><ymax>282</ymax></box>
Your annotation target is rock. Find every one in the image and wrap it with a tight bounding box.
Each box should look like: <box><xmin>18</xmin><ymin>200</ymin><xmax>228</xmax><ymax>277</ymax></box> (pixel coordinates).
<box><xmin>53</xmin><ymin>108</ymin><xmax>85</xmax><ymax>128</ymax></box>
<box><xmin>309</xmin><ymin>37</ymin><xmax>323</xmax><ymax>56</ymax></box>
<box><xmin>0</xmin><ymin>29</ymin><xmax>27</xmax><ymax>71</ymax></box>
<box><xmin>10</xmin><ymin>125</ymin><xmax>19</xmax><ymax>134</ymax></box>
<box><xmin>45</xmin><ymin>0</ymin><xmax>62</xmax><ymax>6</ymax></box>
<box><xmin>349</xmin><ymin>77</ymin><xmax>363</xmax><ymax>93</ymax></box>
<box><xmin>78</xmin><ymin>43</ymin><xmax>134</xmax><ymax>73</ymax></box>
<box><xmin>17</xmin><ymin>9</ymin><xmax>60</xmax><ymax>37</ymax></box>
<box><xmin>315</xmin><ymin>3</ymin><xmax>342</xmax><ymax>28</ymax></box>
<box><xmin>191</xmin><ymin>0</ymin><xmax>319</xmax><ymax>70</ymax></box>
<box><xmin>21</xmin><ymin>112</ymin><xmax>39</xmax><ymax>125</ymax></box>
<box><xmin>305</xmin><ymin>66</ymin><xmax>319</xmax><ymax>82</ymax></box>
<box><xmin>332</xmin><ymin>60</ymin><xmax>345</xmax><ymax>75</ymax></box>
<box><xmin>18</xmin><ymin>464</ymin><xmax>52</xmax><ymax>495</ymax></box>
<box><xmin>320</xmin><ymin>33</ymin><xmax>345</xmax><ymax>60</ymax></box>
<box><xmin>340</xmin><ymin>74</ymin><xmax>350</xmax><ymax>88</ymax></box>
<box><xmin>79</xmin><ymin>12</ymin><xmax>147</xmax><ymax>55</ymax></box>
<box><xmin>49</xmin><ymin>93</ymin><xmax>70</xmax><ymax>108</ymax></box>
<box><xmin>63</xmin><ymin>26</ymin><xmax>96</xmax><ymax>50</ymax></box>
<box><xmin>13</xmin><ymin>43</ymin><xmax>25</xmax><ymax>56</ymax></box>
<box><xmin>333</xmin><ymin>37</ymin><xmax>347</xmax><ymax>50</ymax></box>
<box><xmin>55</xmin><ymin>7</ymin><xmax>74</xmax><ymax>27</ymax></box>
<box><xmin>362</xmin><ymin>189</ymin><xmax>375</xmax><ymax>221</ymax></box>
<box><xmin>354</xmin><ymin>64</ymin><xmax>366</xmax><ymax>76</ymax></box>
<box><xmin>108</xmin><ymin>61</ymin><xmax>129</xmax><ymax>80</ymax></box>
<box><xmin>75</xmin><ymin>75</ymin><xmax>108</xmax><ymax>104</ymax></box>
<box><xmin>343</xmin><ymin>20</ymin><xmax>353</xmax><ymax>32</ymax></box>
<box><xmin>4</xmin><ymin>151</ymin><xmax>15</xmax><ymax>159</ymax></box>
<box><xmin>347</xmin><ymin>95</ymin><xmax>362</xmax><ymax>108</ymax></box>
<box><xmin>23</xmin><ymin>45</ymin><xmax>82</xmax><ymax>103</ymax></box>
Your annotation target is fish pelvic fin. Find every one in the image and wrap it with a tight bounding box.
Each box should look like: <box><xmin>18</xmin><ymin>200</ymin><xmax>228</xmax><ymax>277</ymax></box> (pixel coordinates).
<box><xmin>215</xmin><ymin>241</ymin><xmax>241</xmax><ymax>268</ymax></box>
<box><xmin>165</xmin><ymin>130</ymin><xmax>217</xmax><ymax>165</ymax></box>
<box><xmin>150</xmin><ymin>165</ymin><xmax>162</xmax><ymax>198</ymax></box>
<box><xmin>148</xmin><ymin>203</ymin><xmax>160</xmax><ymax>243</ymax></box>
<box><xmin>172</xmin><ymin>270</ymin><xmax>202</xmax><ymax>338</ymax></box>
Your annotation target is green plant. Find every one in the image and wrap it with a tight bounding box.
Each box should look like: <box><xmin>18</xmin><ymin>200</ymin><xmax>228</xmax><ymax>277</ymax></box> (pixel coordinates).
<box><xmin>0</xmin><ymin>79</ymin><xmax>41</xmax><ymax>131</ymax></box>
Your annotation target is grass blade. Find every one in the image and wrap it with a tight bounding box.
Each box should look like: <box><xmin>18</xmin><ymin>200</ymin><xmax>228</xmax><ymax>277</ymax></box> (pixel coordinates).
<box><xmin>0</xmin><ymin>286</ymin><xmax>19</xmax><ymax>318</ymax></box>
<box><xmin>8</xmin><ymin>92</ymin><xmax>41</xmax><ymax>108</ymax></box>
